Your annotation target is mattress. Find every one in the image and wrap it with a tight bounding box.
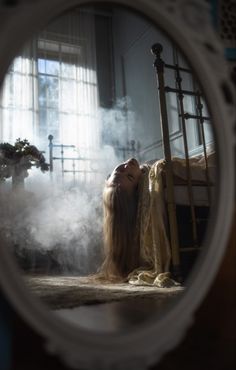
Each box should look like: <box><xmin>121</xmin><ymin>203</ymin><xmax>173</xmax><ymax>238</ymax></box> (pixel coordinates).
<box><xmin>162</xmin><ymin>151</ymin><xmax>216</xmax><ymax>206</ymax></box>
<box><xmin>167</xmin><ymin>185</ymin><xmax>215</xmax><ymax>206</ymax></box>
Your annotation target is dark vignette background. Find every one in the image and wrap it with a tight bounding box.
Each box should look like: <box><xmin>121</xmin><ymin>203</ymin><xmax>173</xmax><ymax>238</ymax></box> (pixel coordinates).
<box><xmin>0</xmin><ymin>1</ymin><xmax>235</xmax><ymax>369</ymax></box>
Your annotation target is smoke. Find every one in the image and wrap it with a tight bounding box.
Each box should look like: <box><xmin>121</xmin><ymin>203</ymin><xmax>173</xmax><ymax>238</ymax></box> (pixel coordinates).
<box><xmin>0</xmin><ymin>178</ymin><xmax>104</xmax><ymax>275</ymax></box>
<box><xmin>100</xmin><ymin>96</ymin><xmax>142</xmax><ymax>148</ymax></box>
<box><xmin>100</xmin><ymin>97</ymin><xmax>135</xmax><ymax>143</ymax></box>
<box><xmin>0</xmin><ymin>97</ymin><xmax>141</xmax><ymax>275</ymax></box>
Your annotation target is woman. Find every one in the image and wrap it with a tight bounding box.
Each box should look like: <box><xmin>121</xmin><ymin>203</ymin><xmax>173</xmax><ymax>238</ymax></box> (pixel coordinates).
<box><xmin>101</xmin><ymin>157</ymin><xmax>179</xmax><ymax>287</ymax></box>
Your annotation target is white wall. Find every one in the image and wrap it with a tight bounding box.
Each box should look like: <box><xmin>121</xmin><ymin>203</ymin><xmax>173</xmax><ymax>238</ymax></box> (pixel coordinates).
<box><xmin>111</xmin><ymin>8</ymin><xmax>213</xmax><ymax>162</ymax></box>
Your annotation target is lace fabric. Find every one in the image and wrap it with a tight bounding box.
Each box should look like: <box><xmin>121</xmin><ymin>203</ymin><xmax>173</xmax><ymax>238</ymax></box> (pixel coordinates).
<box><xmin>128</xmin><ymin>160</ymin><xmax>180</xmax><ymax>287</ymax></box>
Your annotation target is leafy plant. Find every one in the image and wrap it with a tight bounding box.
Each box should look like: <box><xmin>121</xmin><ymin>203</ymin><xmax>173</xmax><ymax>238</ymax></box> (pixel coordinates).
<box><xmin>0</xmin><ymin>138</ymin><xmax>49</xmax><ymax>182</ymax></box>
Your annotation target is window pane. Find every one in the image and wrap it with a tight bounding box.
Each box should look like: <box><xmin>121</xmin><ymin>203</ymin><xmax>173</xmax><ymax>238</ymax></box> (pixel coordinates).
<box><xmin>39</xmin><ymin>109</ymin><xmax>47</xmax><ymax>139</ymax></box>
<box><xmin>39</xmin><ymin>109</ymin><xmax>60</xmax><ymax>143</ymax></box>
<box><xmin>38</xmin><ymin>39</ymin><xmax>60</xmax><ymax>54</ymax></box>
<box><xmin>61</xmin><ymin>61</ymin><xmax>76</xmax><ymax>79</ymax></box>
<box><xmin>60</xmin><ymin>79</ymin><xmax>76</xmax><ymax>112</ymax></box>
<box><xmin>47</xmin><ymin>76</ymin><xmax>59</xmax><ymax>107</ymax></box>
<box><xmin>47</xmin><ymin>109</ymin><xmax>59</xmax><ymax>129</ymax></box>
<box><xmin>38</xmin><ymin>75</ymin><xmax>47</xmax><ymax>107</ymax></box>
<box><xmin>38</xmin><ymin>75</ymin><xmax>59</xmax><ymax>108</ymax></box>
<box><xmin>38</xmin><ymin>59</ymin><xmax>46</xmax><ymax>74</ymax></box>
<box><xmin>46</xmin><ymin>60</ymin><xmax>59</xmax><ymax>76</ymax></box>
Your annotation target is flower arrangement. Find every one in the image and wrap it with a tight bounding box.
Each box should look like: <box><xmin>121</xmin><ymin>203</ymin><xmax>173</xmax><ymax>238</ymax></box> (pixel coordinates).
<box><xmin>0</xmin><ymin>139</ymin><xmax>49</xmax><ymax>185</ymax></box>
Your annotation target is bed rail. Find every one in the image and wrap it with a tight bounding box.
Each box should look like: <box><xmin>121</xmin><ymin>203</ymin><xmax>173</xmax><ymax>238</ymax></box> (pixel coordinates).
<box><xmin>48</xmin><ymin>135</ymin><xmax>95</xmax><ymax>184</ymax></box>
<box><xmin>151</xmin><ymin>43</ymin><xmax>212</xmax><ymax>278</ymax></box>
<box><xmin>151</xmin><ymin>43</ymin><xmax>180</xmax><ymax>276</ymax></box>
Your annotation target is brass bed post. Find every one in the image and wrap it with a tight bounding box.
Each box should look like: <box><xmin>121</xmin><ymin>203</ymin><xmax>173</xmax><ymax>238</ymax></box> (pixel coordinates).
<box><xmin>196</xmin><ymin>93</ymin><xmax>211</xmax><ymax>204</ymax></box>
<box><xmin>48</xmin><ymin>134</ymin><xmax>54</xmax><ymax>180</ymax></box>
<box><xmin>151</xmin><ymin>43</ymin><xmax>181</xmax><ymax>277</ymax></box>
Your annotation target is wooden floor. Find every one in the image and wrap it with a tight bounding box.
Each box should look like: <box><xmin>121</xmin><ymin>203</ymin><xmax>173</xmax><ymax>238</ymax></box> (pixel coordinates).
<box><xmin>8</xmin><ymin>210</ymin><xmax>236</xmax><ymax>369</ymax></box>
<box><xmin>24</xmin><ymin>275</ymin><xmax>184</xmax><ymax>332</ymax></box>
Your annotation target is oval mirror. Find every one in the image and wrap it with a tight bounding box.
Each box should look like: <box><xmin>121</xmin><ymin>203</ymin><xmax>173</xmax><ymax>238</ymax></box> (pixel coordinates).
<box><xmin>0</xmin><ymin>1</ymin><xmax>235</xmax><ymax>369</ymax></box>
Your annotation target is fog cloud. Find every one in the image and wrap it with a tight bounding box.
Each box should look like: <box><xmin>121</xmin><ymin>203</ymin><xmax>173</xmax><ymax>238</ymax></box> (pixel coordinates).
<box><xmin>0</xmin><ymin>97</ymin><xmax>140</xmax><ymax>275</ymax></box>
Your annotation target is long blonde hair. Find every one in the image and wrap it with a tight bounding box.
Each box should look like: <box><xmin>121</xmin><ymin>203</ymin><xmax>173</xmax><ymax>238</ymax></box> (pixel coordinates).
<box><xmin>101</xmin><ymin>183</ymin><xmax>140</xmax><ymax>281</ymax></box>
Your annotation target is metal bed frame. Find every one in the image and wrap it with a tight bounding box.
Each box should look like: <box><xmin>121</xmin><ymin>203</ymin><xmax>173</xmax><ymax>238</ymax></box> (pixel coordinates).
<box><xmin>48</xmin><ymin>135</ymin><xmax>141</xmax><ymax>182</ymax></box>
<box><xmin>151</xmin><ymin>43</ymin><xmax>212</xmax><ymax>278</ymax></box>
<box><xmin>48</xmin><ymin>134</ymin><xmax>95</xmax><ymax>184</ymax></box>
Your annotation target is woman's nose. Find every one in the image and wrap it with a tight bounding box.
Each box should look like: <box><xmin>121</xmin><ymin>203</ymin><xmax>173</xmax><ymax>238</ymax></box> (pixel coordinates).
<box><xmin>117</xmin><ymin>164</ymin><xmax>126</xmax><ymax>171</ymax></box>
<box><xmin>127</xmin><ymin>158</ymin><xmax>137</xmax><ymax>166</ymax></box>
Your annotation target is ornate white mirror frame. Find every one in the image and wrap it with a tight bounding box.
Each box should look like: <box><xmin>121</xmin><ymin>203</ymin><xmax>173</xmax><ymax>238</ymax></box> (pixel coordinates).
<box><xmin>0</xmin><ymin>0</ymin><xmax>235</xmax><ymax>369</ymax></box>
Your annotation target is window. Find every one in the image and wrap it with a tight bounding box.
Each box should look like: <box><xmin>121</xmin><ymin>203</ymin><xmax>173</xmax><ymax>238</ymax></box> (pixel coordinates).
<box><xmin>0</xmin><ymin>11</ymin><xmax>101</xmax><ymax>184</ymax></box>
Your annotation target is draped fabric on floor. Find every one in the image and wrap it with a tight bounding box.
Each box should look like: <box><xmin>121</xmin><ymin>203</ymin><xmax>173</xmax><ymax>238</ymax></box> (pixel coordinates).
<box><xmin>128</xmin><ymin>153</ymin><xmax>215</xmax><ymax>287</ymax></box>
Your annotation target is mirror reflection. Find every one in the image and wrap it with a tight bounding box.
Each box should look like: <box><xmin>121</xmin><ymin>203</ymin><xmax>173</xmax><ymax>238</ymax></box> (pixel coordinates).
<box><xmin>0</xmin><ymin>4</ymin><xmax>216</xmax><ymax>332</ymax></box>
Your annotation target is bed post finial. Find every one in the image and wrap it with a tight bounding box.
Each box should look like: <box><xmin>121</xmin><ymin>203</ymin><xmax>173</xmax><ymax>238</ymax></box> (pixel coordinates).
<box><xmin>151</xmin><ymin>43</ymin><xmax>163</xmax><ymax>56</ymax></box>
<box><xmin>48</xmin><ymin>134</ymin><xmax>54</xmax><ymax>173</ymax></box>
<box><xmin>151</xmin><ymin>43</ymin><xmax>164</xmax><ymax>72</ymax></box>
<box><xmin>151</xmin><ymin>42</ymin><xmax>181</xmax><ymax>277</ymax></box>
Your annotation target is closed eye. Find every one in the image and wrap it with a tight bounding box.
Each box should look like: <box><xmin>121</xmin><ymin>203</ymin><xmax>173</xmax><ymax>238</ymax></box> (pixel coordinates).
<box><xmin>127</xmin><ymin>174</ymin><xmax>134</xmax><ymax>181</ymax></box>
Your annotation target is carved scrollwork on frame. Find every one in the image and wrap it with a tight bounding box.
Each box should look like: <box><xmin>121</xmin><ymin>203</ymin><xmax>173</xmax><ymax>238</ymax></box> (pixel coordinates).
<box><xmin>0</xmin><ymin>1</ymin><xmax>235</xmax><ymax>369</ymax></box>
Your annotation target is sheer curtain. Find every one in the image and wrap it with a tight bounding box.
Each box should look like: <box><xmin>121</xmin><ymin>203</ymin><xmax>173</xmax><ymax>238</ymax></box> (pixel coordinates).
<box><xmin>0</xmin><ymin>9</ymin><xmax>100</xmax><ymax>178</ymax></box>
<box><xmin>0</xmin><ymin>42</ymin><xmax>39</xmax><ymax>145</ymax></box>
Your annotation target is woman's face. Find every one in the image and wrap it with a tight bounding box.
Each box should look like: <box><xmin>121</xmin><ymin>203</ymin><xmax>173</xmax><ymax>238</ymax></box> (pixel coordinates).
<box><xmin>106</xmin><ymin>158</ymin><xmax>142</xmax><ymax>193</ymax></box>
